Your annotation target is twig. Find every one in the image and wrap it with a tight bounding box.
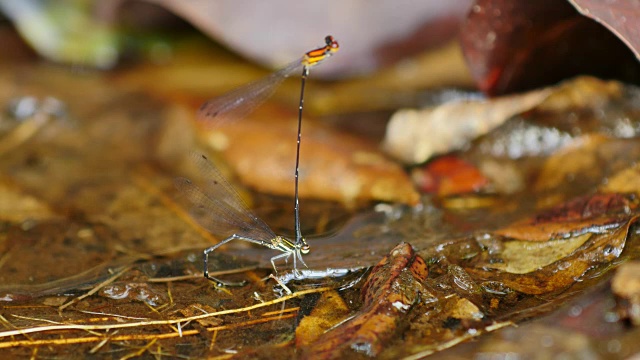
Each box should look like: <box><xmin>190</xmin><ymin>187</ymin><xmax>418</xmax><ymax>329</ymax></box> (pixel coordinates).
<box><xmin>261</xmin><ymin>307</ymin><xmax>299</xmax><ymax>317</ymax></box>
<box><xmin>0</xmin><ymin>287</ymin><xmax>330</xmax><ymax>339</ymax></box>
<box><xmin>147</xmin><ymin>266</ymin><xmax>258</xmax><ymax>283</ymax></box>
<box><xmin>120</xmin><ymin>338</ymin><xmax>157</xmax><ymax>360</ymax></box>
<box><xmin>0</xmin><ymin>313</ymin><xmax>297</xmax><ymax>349</ymax></box>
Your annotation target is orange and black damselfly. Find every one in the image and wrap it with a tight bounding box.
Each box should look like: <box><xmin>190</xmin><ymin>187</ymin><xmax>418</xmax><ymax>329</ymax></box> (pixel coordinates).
<box><xmin>176</xmin><ymin>36</ymin><xmax>339</xmax><ymax>286</ymax></box>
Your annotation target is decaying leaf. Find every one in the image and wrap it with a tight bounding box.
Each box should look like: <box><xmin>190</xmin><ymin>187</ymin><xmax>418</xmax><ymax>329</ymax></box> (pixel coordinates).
<box><xmin>295</xmin><ymin>290</ymin><xmax>350</xmax><ymax>347</ymax></box>
<box><xmin>471</xmin><ymin>215</ymin><xmax>637</xmax><ymax>295</ymax></box>
<box><xmin>298</xmin><ymin>242</ymin><xmax>428</xmax><ymax>359</ymax></box>
<box><xmin>484</xmin><ymin>233</ymin><xmax>592</xmax><ymax>274</ymax></box>
<box><xmin>203</xmin><ymin>111</ymin><xmax>419</xmax><ymax>206</ymax></box>
<box><xmin>494</xmin><ymin>193</ymin><xmax>637</xmax><ymax>241</ymax></box>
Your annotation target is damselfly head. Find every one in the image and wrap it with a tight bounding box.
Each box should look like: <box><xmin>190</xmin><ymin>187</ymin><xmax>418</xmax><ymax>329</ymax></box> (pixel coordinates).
<box><xmin>300</xmin><ymin>239</ymin><xmax>310</xmax><ymax>254</ymax></box>
<box><xmin>325</xmin><ymin>35</ymin><xmax>339</xmax><ymax>54</ymax></box>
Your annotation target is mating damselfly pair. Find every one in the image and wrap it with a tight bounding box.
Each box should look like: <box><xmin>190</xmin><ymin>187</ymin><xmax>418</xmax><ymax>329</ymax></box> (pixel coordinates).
<box><xmin>176</xmin><ymin>36</ymin><xmax>339</xmax><ymax>286</ymax></box>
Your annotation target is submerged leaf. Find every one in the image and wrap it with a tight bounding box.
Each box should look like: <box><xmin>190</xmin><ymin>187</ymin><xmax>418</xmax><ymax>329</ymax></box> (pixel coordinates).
<box><xmin>494</xmin><ymin>193</ymin><xmax>637</xmax><ymax>241</ymax></box>
<box><xmin>471</xmin><ymin>215</ymin><xmax>637</xmax><ymax>294</ymax></box>
<box><xmin>295</xmin><ymin>290</ymin><xmax>350</xmax><ymax>347</ymax></box>
<box><xmin>486</xmin><ymin>233</ymin><xmax>592</xmax><ymax>274</ymax></box>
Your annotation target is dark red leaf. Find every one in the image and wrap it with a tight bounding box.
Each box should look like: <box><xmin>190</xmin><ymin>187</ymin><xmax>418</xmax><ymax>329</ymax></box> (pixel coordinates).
<box><xmin>460</xmin><ymin>0</ymin><xmax>640</xmax><ymax>95</ymax></box>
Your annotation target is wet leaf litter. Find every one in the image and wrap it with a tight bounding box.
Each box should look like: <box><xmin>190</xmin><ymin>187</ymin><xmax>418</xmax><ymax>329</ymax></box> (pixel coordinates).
<box><xmin>2</xmin><ymin>32</ymin><xmax>640</xmax><ymax>360</ymax></box>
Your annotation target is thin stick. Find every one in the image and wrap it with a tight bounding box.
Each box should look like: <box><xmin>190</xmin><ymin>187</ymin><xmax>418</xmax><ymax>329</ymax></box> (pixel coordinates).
<box><xmin>261</xmin><ymin>307</ymin><xmax>299</xmax><ymax>317</ymax></box>
<box><xmin>0</xmin><ymin>287</ymin><xmax>330</xmax><ymax>339</ymax></box>
<box><xmin>119</xmin><ymin>338</ymin><xmax>157</xmax><ymax>360</ymax></box>
<box><xmin>147</xmin><ymin>266</ymin><xmax>258</xmax><ymax>283</ymax></box>
<box><xmin>0</xmin><ymin>314</ymin><xmax>297</xmax><ymax>349</ymax></box>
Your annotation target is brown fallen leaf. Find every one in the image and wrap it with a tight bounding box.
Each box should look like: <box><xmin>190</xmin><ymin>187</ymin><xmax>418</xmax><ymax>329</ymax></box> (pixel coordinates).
<box><xmin>484</xmin><ymin>233</ymin><xmax>592</xmax><ymax>274</ymax></box>
<box><xmin>295</xmin><ymin>290</ymin><xmax>350</xmax><ymax>348</ymax></box>
<box><xmin>494</xmin><ymin>192</ymin><xmax>637</xmax><ymax>241</ymax></box>
<box><xmin>203</xmin><ymin>109</ymin><xmax>419</xmax><ymax>206</ymax></box>
<box><xmin>297</xmin><ymin>242</ymin><xmax>428</xmax><ymax>359</ymax></box>
<box><xmin>470</xmin><ymin>215</ymin><xmax>638</xmax><ymax>295</ymax></box>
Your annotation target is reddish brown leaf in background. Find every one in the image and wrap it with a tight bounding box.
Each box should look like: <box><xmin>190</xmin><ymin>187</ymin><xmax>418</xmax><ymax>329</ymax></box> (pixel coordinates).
<box><xmin>568</xmin><ymin>0</ymin><xmax>640</xmax><ymax>61</ymax></box>
<box><xmin>413</xmin><ymin>155</ymin><xmax>489</xmax><ymax>196</ymax></box>
<box><xmin>460</xmin><ymin>0</ymin><xmax>640</xmax><ymax>95</ymax></box>
<box><xmin>494</xmin><ymin>193</ymin><xmax>637</xmax><ymax>241</ymax></box>
<box><xmin>298</xmin><ymin>243</ymin><xmax>428</xmax><ymax>359</ymax></box>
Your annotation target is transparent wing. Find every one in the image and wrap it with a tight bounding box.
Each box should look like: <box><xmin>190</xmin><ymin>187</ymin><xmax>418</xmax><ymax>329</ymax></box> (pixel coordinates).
<box><xmin>197</xmin><ymin>58</ymin><xmax>303</xmax><ymax>125</ymax></box>
<box><xmin>175</xmin><ymin>154</ymin><xmax>276</xmax><ymax>242</ymax></box>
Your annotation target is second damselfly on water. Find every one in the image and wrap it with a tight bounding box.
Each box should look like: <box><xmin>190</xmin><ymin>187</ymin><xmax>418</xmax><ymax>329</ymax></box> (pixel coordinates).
<box><xmin>176</xmin><ymin>36</ymin><xmax>339</xmax><ymax>286</ymax></box>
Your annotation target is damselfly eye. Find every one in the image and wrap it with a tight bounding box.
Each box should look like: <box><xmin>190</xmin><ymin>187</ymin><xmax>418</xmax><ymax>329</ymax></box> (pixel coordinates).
<box><xmin>301</xmin><ymin>244</ymin><xmax>310</xmax><ymax>254</ymax></box>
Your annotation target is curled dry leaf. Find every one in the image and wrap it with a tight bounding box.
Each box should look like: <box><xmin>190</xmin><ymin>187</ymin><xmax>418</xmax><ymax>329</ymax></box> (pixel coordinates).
<box><xmin>298</xmin><ymin>242</ymin><xmax>428</xmax><ymax>359</ymax></box>
<box><xmin>383</xmin><ymin>86</ymin><xmax>552</xmax><ymax>164</ymax></box>
<box><xmin>203</xmin><ymin>110</ymin><xmax>419</xmax><ymax>206</ymax></box>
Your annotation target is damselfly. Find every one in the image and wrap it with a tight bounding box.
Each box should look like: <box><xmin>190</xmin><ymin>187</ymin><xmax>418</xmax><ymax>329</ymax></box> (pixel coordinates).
<box><xmin>177</xmin><ymin>36</ymin><xmax>339</xmax><ymax>286</ymax></box>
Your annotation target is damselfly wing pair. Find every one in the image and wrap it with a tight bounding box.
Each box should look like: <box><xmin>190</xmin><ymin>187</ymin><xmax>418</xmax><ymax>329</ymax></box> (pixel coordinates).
<box><xmin>176</xmin><ymin>36</ymin><xmax>339</xmax><ymax>286</ymax></box>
